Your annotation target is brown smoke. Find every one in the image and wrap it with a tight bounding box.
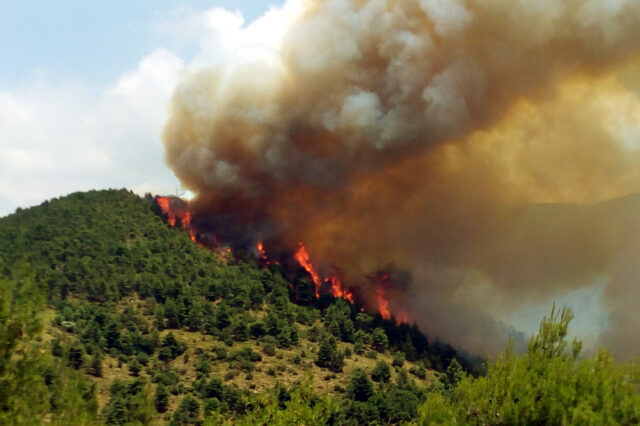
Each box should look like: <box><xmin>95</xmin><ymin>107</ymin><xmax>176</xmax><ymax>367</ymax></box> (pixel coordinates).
<box><xmin>163</xmin><ymin>0</ymin><xmax>640</xmax><ymax>357</ymax></box>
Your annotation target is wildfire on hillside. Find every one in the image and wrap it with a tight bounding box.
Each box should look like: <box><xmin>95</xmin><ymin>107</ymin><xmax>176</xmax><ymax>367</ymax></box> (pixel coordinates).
<box><xmin>294</xmin><ymin>242</ymin><xmax>356</xmax><ymax>303</ymax></box>
<box><xmin>155</xmin><ymin>195</ymin><xmax>408</xmax><ymax>324</ymax></box>
<box><xmin>376</xmin><ymin>273</ymin><xmax>392</xmax><ymax>320</ymax></box>
<box><xmin>157</xmin><ymin>0</ymin><xmax>640</xmax><ymax>358</ymax></box>
<box><xmin>294</xmin><ymin>243</ymin><xmax>322</xmax><ymax>298</ymax></box>
<box><xmin>156</xmin><ymin>196</ymin><xmax>196</xmax><ymax>242</ymax></box>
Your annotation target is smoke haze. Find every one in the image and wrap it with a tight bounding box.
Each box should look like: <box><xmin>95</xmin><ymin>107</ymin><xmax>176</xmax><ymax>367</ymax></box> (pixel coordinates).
<box><xmin>163</xmin><ymin>0</ymin><xmax>640</xmax><ymax>357</ymax></box>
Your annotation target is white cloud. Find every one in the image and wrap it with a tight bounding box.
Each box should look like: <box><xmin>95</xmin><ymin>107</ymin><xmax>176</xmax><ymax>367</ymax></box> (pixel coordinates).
<box><xmin>157</xmin><ymin>1</ymin><xmax>302</xmax><ymax>67</ymax></box>
<box><xmin>0</xmin><ymin>48</ymin><xmax>185</xmax><ymax>216</ymax></box>
<box><xmin>0</xmin><ymin>2</ymin><xmax>295</xmax><ymax>217</ymax></box>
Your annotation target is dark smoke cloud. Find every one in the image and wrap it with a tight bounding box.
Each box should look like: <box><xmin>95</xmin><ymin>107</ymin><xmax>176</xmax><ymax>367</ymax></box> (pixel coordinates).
<box><xmin>163</xmin><ymin>0</ymin><xmax>640</xmax><ymax>357</ymax></box>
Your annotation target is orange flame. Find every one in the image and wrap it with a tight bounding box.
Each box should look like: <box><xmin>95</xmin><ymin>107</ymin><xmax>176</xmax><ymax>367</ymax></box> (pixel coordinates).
<box><xmin>156</xmin><ymin>196</ymin><xmax>176</xmax><ymax>226</ymax></box>
<box><xmin>257</xmin><ymin>241</ymin><xmax>268</xmax><ymax>260</ymax></box>
<box><xmin>157</xmin><ymin>200</ymin><xmax>399</xmax><ymax>319</ymax></box>
<box><xmin>157</xmin><ymin>196</ymin><xmax>197</xmax><ymax>242</ymax></box>
<box><xmin>181</xmin><ymin>210</ymin><xmax>192</xmax><ymax>227</ymax></box>
<box><xmin>182</xmin><ymin>211</ymin><xmax>197</xmax><ymax>242</ymax></box>
<box><xmin>329</xmin><ymin>275</ymin><xmax>355</xmax><ymax>303</ymax></box>
<box><xmin>294</xmin><ymin>243</ymin><xmax>321</xmax><ymax>298</ymax></box>
<box><xmin>376</xmin><ymin>282</ymin><xmax>391</xmax><ymax>320</ymax></box>
<box><xmin>376</xmin><ymin>274</ymin><xmax>391</xmax><ymax>319</ymax></box>
<box><xmin>294</xmin><ymin>243</ymin><xmax>356</xmax><ymax>303</ymax></box>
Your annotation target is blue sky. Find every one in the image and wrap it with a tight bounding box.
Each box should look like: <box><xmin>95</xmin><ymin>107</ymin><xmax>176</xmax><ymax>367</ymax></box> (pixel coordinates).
<box><xmin>0</xmin><ymin>1</ymin><xmax>271</xmax><ymax>86</ymax></box>
<box><xmin>0</xmin><ymin>1</ymin><xmax>280</xmax><ymax>216</ymax></box>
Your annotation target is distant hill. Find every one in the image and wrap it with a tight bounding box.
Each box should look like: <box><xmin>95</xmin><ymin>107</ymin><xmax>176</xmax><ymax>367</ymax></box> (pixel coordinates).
<box><xmin>0</xmin><ymin>189</ymin><xmax>464</xmax><ymax>424</ymax></box>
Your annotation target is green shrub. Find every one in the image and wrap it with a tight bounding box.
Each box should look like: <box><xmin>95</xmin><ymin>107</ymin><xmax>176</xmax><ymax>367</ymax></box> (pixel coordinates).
<box><xmin>392</xmin><ymin>352</ymin><xmax>405</xmax><ymax>368</ymax></box>
<box><xmin>211</xmin><ymin>344</ymin><xmax>227</xmax><ymax>361</ymax></box>
<box><xmin>262</xmin><ymin>342</ymin><xmax>276</xmax><ymax>356</ymax></box>
<box><xmin>127</xmin><ymin>358</ymin><xmax>141</xmax><ymax>376</ymax></box>
<box><xmin>171</xmin><ymin>395</ymin><xmax>200</xmax><ymax>425</ymax></box>
<box><xmin>346</xmin><ymin>369</ymin><xmax>374</xmax><ymax>402</ymax></box>
<box><xmin>419</xmin><ymin>306</ymin><xmax>640</xmax><ymax>425</ymax></box>
<box><xmin>154</xmin><ymin>384</ymin><xmax>169</xmax><ymax>413</ymax></box>
<box><xmin>136</xmin><ymin>352</ymin><xmax>150</xmax><ymax>366</ymax></box>
<box><xmin>158</xmin><ymin>333</ymin><xmax>185</xmax><ymax>361</ymax></box>
<box><xmin>409</xmin><ymin>365</ymin><xmax>426</xmax><ymax>379</ymax></box>
<box><xmin>371</xmin><ymin>361</ymin><xmax>391</xmax><ymax>383</ymax></box>
<box><xmin>316</xmin><ymin>336</ymin><xmax>344</xmax><ymax>372</ymax></box>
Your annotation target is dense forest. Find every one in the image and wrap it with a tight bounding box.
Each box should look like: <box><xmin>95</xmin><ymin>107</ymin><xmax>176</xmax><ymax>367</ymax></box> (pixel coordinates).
<box><xmin>1</xmin><ymin>189</ymin><xmax>639</xmax><ymax>425</ymax></box>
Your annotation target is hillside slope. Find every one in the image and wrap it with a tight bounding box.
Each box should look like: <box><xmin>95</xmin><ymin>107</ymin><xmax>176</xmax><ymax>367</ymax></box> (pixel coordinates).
<box><xmin>0</xmin><ymin>189</ymin><xmax>461</xmax><ymax>424</ymax></box>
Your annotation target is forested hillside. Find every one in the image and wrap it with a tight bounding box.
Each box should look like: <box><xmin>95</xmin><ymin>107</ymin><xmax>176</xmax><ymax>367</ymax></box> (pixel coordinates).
<box><xmin>0</xmin><ymin>189</ymin><xmax>459</xmax><ymax>424</ymax></box>
<box><xmin>1</xmin><ymin>189</ymin><xmax>639</xmax><ymax>425</ymax></box>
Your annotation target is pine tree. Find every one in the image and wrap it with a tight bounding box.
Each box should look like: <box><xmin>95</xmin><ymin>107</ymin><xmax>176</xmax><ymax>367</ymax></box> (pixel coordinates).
<box><xmin>392</xmin><ymin>351</ymin><xmax>405</xmax><ymax>368</ymax></box>
<box><xmin>172</xmin><ymin>395</ymin><xmax>200</xmax><ymax>424</ymax></box>
<box><xmin>68</xmin><ymin>343</ymin><xmax>85</xmax><ymax>369</ymax></box>
<box><xmin>439</xmin><ymin>358</ymin><xmax>464</xmax><ymax>393</ymax></box>
<box><xmin>154</xmin><ymin>384</ymin><xmax>169</xmax><ymax>413</ymax></box>
<box><xmin>347</xmin><ymin>369</ymin><xmax>374</xmax><ymax>402</ymax></box>
<box><xmin>371</xmin><ymin>360</ymin><xmax>391</xmax><ymax>383</ymax></box>
<box><xmin>372</xmin><ymin>328</ymin><xmax>388</xmax><ymax>352</ymax></box>
<box><xmin>164</xmin><ymin>298</ymin><xmax>181</xmax><ymax>329</ymax></box>
<box><xmin>316</xmin><ymin>335</ymin><xmax>344</xmax><ymax>372</ymax></box>
<box><xmin>88</xmin><ymin>354</ymin><xmax>103</xmax><ymax>377</ymax></box>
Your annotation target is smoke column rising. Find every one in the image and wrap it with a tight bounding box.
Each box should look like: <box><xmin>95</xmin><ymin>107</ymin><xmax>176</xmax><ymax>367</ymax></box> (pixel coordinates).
<box><xmin>163</xmin><ymin>0</ymin><xmax>640</xmax><ymax>356</ymax></box>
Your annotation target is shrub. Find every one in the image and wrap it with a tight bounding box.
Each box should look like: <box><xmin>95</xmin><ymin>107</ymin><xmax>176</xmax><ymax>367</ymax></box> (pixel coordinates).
<box><xmin>88</xmin><ymin>354</ymin><xmax>103</xmax><ymax>377</ymax></box>
<box><xmin>211</xmin><ymin>344</ymin><xmax>227</xmax><ymax>361</ymax></box>
<box><xmin>392</xmin><ymin>352</ymin><xmax>405</xmax><ymax>368</ymax></box>
<box><xmin>172</xmin><ymin>395</ymin><xmax>200</xmax><ymax>425</ymax></box>
<box><xmin>204</xmin><ymin>397</ymin><xmax>221</xmax><ymax>415</ymax></box>
<box><xmin>154</xmin><ymin>384</ymin><xmax>169</xmax><ymax>413</ymax></box>
<box><xmin>419</xmin><ymin>306</ymin><xmax>640</xmax><ymax>425</ymax></box>
<box><xmin>371</xmin><ymin>328</ymin><xmax>388</xmax><ymax>352</ymax></box>
<box><xmin>127</xmin><ymin>358</ymin><xmax>141</xmax><ymax>376</ymax></box>
<box><xmin>371</xmin><ymin>361</ymin><xmax>391</xmax><ymax>383</ymax></box>
<box><xmin>262</xmin><ymin>342</ymin><xmax>276</xmax><ymax>356</ymax></box>
<box><xmin>136</xmin><ymin>352</ymin><xmax>150</xmax><ymax>366</ymax></box>
<box><xmin>158</xmin><ymin>333</ymin><xmax>185</xmax><ymax>361</ymax></box>
<box><xmin>68</xmin><ymin>342</ymin><xmax>85</xmax><ymax>369</ymax></box>
<box><xmin>223</xmin><ymin>369</ymin><xmax>238</xmax><ymax>381</ymax></box>
<box><xmin>409</xmin><ymin>365</ymin><xmax>426</xmax><ymax>379</ymax></box>
<box><xmin>346</xmin><ymin>369</ymin><xmax>374</xmax><ymax>402</ymax></box>
<box><xmin>316</xmin><ymin>336</ymin><xmax>344</xmax><ymax>372</ymax></box>
<box><xmin>202</xmin><ymin>377</ymin><xmax>223</xmax><ymax>399</ymax></box>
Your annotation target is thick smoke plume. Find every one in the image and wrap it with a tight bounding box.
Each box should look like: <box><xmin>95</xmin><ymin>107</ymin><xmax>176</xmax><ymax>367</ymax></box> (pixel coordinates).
<box><xmin>163</xmin><ymin>0</ymin><xmax>640</xmax><ymax>357</ymax></box>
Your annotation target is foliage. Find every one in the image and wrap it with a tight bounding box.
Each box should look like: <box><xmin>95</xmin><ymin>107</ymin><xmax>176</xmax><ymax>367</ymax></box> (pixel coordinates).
<box><xmin>171</xmin><ymin>395</ymin><xmax>201</xmax><ymax>425</ymax></box>
<box><xmin>203</xmin><ymin>372</ymin><xmax>335</xmax><ymax>425</ymax></box>
<box><xmin>419</xmin><ymin>306</ymin><xmax>640</xmax><ymax>425</ymax></box>
<box><xmin>439</xmin><ymin>358</ymin><xmax>464</xmax><ymax>394</ymax></box>
<box><xmin>316</xmin><ymin>335</ymin><xmax>344</xmax><ymax>372</ymax></box>
<box><xmin>347</xmin><ymin>368</ymin><xmax>374</xmax><ymax>402</ymax></box>
<box><xmin>103</xmin><ymin>378</ymin><xmax>155</xmax><ymax>425</ymax></box>
<box><xmin>392</xmin><ymin>351</ymin><xmax>405</xmax><ymax>368</ymax></box>
<box><xmin>155</xmin><ymin>384</ymin><xmax>170</xmax><ymax>413</ymax></box>
<box><xmin>333</xmin><ymin>367</ymin><xmax>422</xmax><ymax>424</ymax></box>
<box><xmin>159</xmin><ymin>332</ymin><xmax>186</xmax><ymax>362</ymax></box>
<box><xmin>372</xmin><ymin>327</ymin><xmax>389</xmax><ymax>352</ymax></box>
<box><xmin>371</xmin><ymin>360</ymin><xmax>391</xmax><ymax>383</ymax></box>
<box><xmin>0</xmin><ymin>273</ymin><xmax>97</xmax><ymax>425</ymax></box>
<box><xmin>5</xmin><ymin>190</ymin><xmax>636</xmax><ymax>424</ymax></box>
